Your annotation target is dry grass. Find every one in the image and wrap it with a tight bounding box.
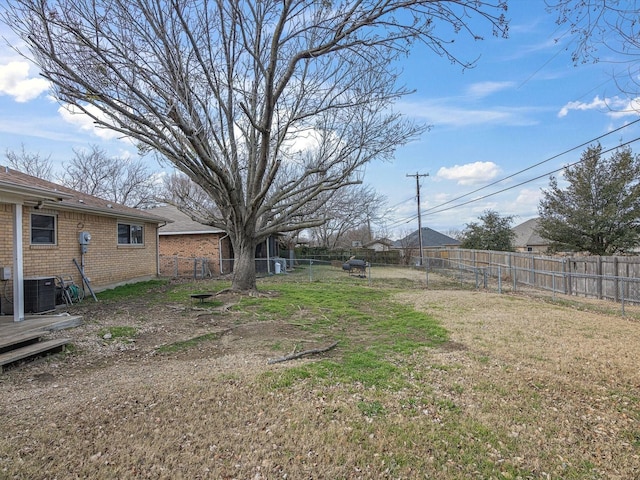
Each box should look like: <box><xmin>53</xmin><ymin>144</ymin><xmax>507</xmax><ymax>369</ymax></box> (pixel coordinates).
<box><xmin>1</xmin><ymin>270</ymin><xmax>640</xmax><ymax>479</ymax></box>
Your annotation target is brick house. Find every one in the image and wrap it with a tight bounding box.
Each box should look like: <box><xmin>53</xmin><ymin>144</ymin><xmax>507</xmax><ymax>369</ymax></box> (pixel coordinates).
<box><xmin>0</xmin><ymin>166</ymin><xmax>168</xmax><ymax>322</ymax></box>
<box><xmin>153</xmin><ymin>205</ymin><xmax>232</xmax><ymax>276</ymax></box>
<box><xmin>154</xmin><ymin>204</ymin><xmax>282</xmax><ymax>277</ymax></box>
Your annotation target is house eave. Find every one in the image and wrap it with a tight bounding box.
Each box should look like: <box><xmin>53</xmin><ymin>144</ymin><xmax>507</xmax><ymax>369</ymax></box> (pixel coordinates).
<box><xmin>0</xmin><ymin>181</ymin><xmax>72</xmax><ymax>204</ymax></box>
<box><xmin>159</xmin><ymin>230</ymin><xmax>225</xmax><ymax>236</ymax></box>
<box><xmin>56</xmin><ymin>203</ymin><xmax>169</xmax><ymax>224</ymax></box>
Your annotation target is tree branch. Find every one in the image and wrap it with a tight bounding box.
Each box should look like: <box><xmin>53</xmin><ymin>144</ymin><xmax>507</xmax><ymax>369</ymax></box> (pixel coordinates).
<box><xmin>267</xmin><ymin>341</ymin><xmax>338</xmax><ymax>364</ymax></box>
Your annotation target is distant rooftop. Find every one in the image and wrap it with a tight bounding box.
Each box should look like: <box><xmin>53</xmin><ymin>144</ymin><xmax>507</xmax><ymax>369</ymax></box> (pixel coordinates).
<box><xmin>393</xmin><ymin>228</ymin><xmax>460</xmax><ymax>248</ymax></box>
<box><xmin>153</xmin><ymin>205</ymin><xmax>225</xmax><ymax>235</ymax></box>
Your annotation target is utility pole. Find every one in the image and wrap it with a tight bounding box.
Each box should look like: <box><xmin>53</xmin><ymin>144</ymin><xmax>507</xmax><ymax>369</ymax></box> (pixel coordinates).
<box><xmin>407</xmin><ymin>172</ymin><xmax>429</xmax><ymax>266</ymax></box>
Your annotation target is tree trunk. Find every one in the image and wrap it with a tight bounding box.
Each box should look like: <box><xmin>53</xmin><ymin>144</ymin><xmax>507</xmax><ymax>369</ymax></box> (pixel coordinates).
<box><xmin>231</xmin><ymin>236</ymin><xmax>258</xmax><ymax>292</ymax></box>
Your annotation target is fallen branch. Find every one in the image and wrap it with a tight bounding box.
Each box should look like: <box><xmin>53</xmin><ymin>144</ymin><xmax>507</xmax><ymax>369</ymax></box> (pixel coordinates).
<box><xmin>267</xmin><ymin>341</ymin><xmax>339</xmax><ymax>365</ymax></box>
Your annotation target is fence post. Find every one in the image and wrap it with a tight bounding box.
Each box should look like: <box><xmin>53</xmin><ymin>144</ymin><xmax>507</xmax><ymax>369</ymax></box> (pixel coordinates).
<box><xmin>174</xmin><ymin>256</ymin><xmax>178</xmax><ymax>278</ymax></box>
<box><xmin>620</xmin><ymin>278</ymin><xmax>626</xmax><ymax>316</ymax></box>
<box><xmin>508</xmin><ymin>253</ymin><xmax>513</xmax><ymax>285</ymax></box>
<box><xmin>425</xmin><ymin>258</ymin><xmax>429</xmax><ymax>288</ymax></box>
<box><xmin>567</xmin><ymin>258</ymin><xmax>573</xmax><ymax>296</ymax></box>
<box><xmin>614</xmin><ymin>257</ymin><xmax>619</xmax><ymax>303</ymax></box>
<box><xmin>309</xmin><ymin>259</ymin><xmax>313</xmax><ymax>282</ymax></box>
<box><xmin>513</xmin><ymin>264</ymin><xmax>517</xmax><ymax>292</ymax></box>
<box><xmin>597</xmin><ymin>256</ymin><xmax>603</xmax><ymax>299</ymax></box>
<box><xmin>530</xmin><ymin>256</ymin><xmax>534</xmax><ymax>285</ymax></box>
<box><xmin>498</xmin><ymin>266</ymin><xmax>502</xmax><ymax>294</ymax></box>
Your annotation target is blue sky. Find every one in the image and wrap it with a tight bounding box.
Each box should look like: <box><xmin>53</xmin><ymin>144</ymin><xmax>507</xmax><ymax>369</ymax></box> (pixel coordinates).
<box><xmin>1</xmin><ymin>2</ymin><xmax>639</xmax><ymax>239</ymax></box>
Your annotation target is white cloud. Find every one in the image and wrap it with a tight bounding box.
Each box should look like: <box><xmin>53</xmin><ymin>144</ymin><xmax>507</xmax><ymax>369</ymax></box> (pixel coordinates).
<box><xmin>466</xmin><ymin>81</ymin><xmax>516</xmax><ymax>98</ymax></box>
<box><xmin>436</xmin><ymin>161</ymin><xmax>501</xmax><ymax>186</ymax></box>
<box><xmin>58</xmin><ymin>103</ymin><xmax>124</xmax><ymax>141</ymax></box>
<box><xmin>558</xmin><ymin>95</ymin><xmax>640</xmax><ymax>118</ymax></box>
<box><xmin>515</xmin><ymin>188</ymin><xmax>541</xmax><ymax>205</ymax></box>
<box><xmin>398</xmin><ymin>99</ymin><xmax>538</xmax><ymax>127</ymax></box>
<box><xmin>0</xmin><ymin>61</ymin><xmax>49</xmax><ymax>102</ymax></box>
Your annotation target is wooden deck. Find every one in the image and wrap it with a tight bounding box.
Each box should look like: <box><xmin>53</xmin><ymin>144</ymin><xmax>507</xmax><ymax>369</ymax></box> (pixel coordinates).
<box><xmin>0</xmin><ymin>314</ymin><xmax>83</xmax><ymax>372</ymax></box>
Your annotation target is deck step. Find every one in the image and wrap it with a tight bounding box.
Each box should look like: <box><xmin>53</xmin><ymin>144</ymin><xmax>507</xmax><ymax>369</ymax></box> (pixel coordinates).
<box><xmin>0</xmin><ymin>331</ymin><xmax>44</xmax><ymax>351</ymax></box>
<box><xmin>0</xmin><ymin>338</ymin><xmax>71</xmax><ymax>372</ymax></box>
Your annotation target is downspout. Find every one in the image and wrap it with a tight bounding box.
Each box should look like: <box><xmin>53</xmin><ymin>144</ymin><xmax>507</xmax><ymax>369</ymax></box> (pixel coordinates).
<box><xmin>218</xmin><ymin>233</ymin><xmax>229</xmax><ymax>274</ymax></box>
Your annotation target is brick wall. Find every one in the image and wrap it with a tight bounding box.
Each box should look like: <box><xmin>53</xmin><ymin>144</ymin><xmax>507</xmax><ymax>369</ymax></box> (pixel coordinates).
<box><xmin>159</xmin><ymin>233</ymin><xmax>230</xmax><ymax>275</ymax></box>
<box><xmin>0</xmin><ymin>203</ymin><xmax>159</xmax><ymax>293</ymax></box>
<box><xmin>160</xmin><ymin>233</ymin><xmax>222</xmax><ymax>258</ymax></box>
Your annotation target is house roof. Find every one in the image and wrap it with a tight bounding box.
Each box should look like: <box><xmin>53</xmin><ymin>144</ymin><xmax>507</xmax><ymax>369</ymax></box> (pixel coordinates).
<box><xmin>512</xmin><ymin>218</ymin><xmax>548</xmax><ymax>247</ymax></box>
<box><xmin>0</xmin><ymin>166</ymin><xmax>168</xmax><ymax>224</ymax></box>
<box><xmin>393</xmin><ymin>228</ymin><xmax>460</xmax><ymax>248</ymax></box>
<box><xmin>153</xmin><ymin>205</ymin><xmax>225</xmax><ymax>235</ymax></box>
<box><xmin>364</xmin><ymin>238</ymin><xmax>394</xmax><ymax>248</ymax></box>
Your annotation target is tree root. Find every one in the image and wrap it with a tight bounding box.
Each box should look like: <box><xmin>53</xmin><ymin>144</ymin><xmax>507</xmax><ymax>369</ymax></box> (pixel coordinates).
<box><xmin>267</xmin><ymin>341</ymin><xmax>338</xmax><ymax>364</ymax></box>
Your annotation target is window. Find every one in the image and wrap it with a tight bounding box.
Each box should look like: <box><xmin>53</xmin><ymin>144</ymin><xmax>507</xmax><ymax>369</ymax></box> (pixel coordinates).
<box><xmin>118</xmin><ymin>223</ymin><xmax>144</xmax><ymax>245</ymax></box>
<box><xmin>31</xmin><ymin>214</ymin><xmax>56</xmax><ymax>245</ymax></box>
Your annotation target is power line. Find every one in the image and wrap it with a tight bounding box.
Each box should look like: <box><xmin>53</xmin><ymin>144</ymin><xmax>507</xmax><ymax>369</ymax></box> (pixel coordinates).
<box><xmin>421</xmin><ymin>117</ymin><xmax>640</xmax><ymax>215</ymax></box>
<box><xmin>384</xmin><ymin>122</ymin><xmax>640</xmax><ymax>231</ymax></box>
<box><xmin>423</xmin><ymin>135</ymin><xmax>640</xmax><ymax>217</ymax></box>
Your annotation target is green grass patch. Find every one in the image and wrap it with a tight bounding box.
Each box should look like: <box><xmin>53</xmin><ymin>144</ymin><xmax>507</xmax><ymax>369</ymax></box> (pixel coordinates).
<box><xmin>96</xmin><ymin>279</ymin><xmax>169</xmax><ymax>301</ymax></box>
<box><xmin>251</xmin><ymin>281</ymin><xmax>448</xmax><ymax>391</ymax></box>
<box><xmin>98</xmin><ymin>326</ymin><xmax>138</xmax><ymax>341</ymax></box>
<box><xmin>156</xmin><ymin>332</ymin><xmax>219</xmax><ymax>354</ymax></box>
<box><xmin>357</xmin><ymin>400</ymin><xmax>387</xmax><ymax>417</ymax></box>
<box><xmin>61</xmin><ymin>343</ymin><xmax>79</xmax><ymax>356</ymax></box>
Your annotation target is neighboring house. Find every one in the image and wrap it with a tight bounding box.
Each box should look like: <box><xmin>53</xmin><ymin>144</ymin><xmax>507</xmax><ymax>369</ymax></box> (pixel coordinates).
<box><xmin>0</xmin><ymin>166</ymin><xmax>168</xmax><ymax>321</ymax></box>
<box><xmin>392</xmin><ymin>228</ymin><xmax>460</xmax><ymax>265</ymax></box>
<box><xmin>364</xmin><ymin>238</ymin><xmax>394</xmax><ymax>252</ymax></box>
<box><xmin>154</xmin><ymin>205</ymin><xmax>281</xmax><ymax>276</ymax></box>
<box><xmin>512</xmin><ymin>218</ymin><xmax>550</xmax><ymax>253</ymax></box>
<box><xmin>153</xmin><ymin>205</ymin><xmax>232</xmax><ymax>276</ymax></box>
<box><xmin>393</xmin><ymin>228</ymin><xmax>461</xmax><ymax>250</ymax></box>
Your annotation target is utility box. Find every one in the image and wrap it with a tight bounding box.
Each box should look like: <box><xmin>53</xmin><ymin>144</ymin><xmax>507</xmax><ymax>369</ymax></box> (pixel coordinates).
<box><xmin>0</xmin><ymin>267</ymin><xmax>10</xmax><ymax>280</ymax></box>
<box><xmin>24</xmin><ymin>277</ymin><xmax>56</xmax><ymax>313</ymax></box>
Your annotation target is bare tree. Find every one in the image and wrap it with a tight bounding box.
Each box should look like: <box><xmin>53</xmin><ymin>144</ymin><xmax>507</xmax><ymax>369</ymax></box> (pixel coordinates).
<box><xmin>444</xmin><ymin>228</ymin><xmax>464</xmax><ymax>241</ymax></box>
<box><xmin>3</xmin><ymin>0</ymin><xmax>508</xmax><ymax>292</ymax></box>
<box><xmin>548</xmin><ymin>1</ymin><xmax>640</xmax><ymax>96</ymax></box>
<box><xmin>310</xmin><ymin>185</ymin><xmax>386</xmax><ymax>249</ymax></box>
<box><xmin>60</xmin><ymin>145</ymin><xmax>159</xmax><ymax>208</ymax></box>
<box><xmin>395</xmin><ymin>228</ymin><xmax>419</xmax><ymax>266</ymax></box>
<box><xmin>5</xmin><ymin>143</ymin><xmax>53</xmax><ymax>178</ymax></box>
<box><xmin>160</xmin><ymin>171</ymin><xmax>219</xmax><ymax>222</ymax></box>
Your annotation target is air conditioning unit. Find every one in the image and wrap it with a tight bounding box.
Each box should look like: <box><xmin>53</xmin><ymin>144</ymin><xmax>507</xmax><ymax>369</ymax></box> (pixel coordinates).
<box><xmin>24</xmin><ymin>277</ymin><xmax>56</xmax><ymax>314</ymax></box>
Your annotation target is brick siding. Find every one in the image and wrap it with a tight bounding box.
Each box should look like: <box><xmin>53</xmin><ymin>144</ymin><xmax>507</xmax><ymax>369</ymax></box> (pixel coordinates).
<box><xmin>0</xmin><ymin>203</ymin><xmax>159</xmax><ymax>293</ymax></box>
<box><xmin>159</xmin><ymin>233</ymin><xmax>232</xmax><ymax>276</ymax></box>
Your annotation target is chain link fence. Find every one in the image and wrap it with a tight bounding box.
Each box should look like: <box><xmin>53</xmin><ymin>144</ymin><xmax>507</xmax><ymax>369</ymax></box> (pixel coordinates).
<box><xmin>159</xmin><ymin>252</ymin><xmax>640</xmax><ymax>314</ymax></box>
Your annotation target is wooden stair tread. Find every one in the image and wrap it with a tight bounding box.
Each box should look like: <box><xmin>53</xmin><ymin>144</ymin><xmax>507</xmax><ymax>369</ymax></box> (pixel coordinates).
<box><xmin>0</xmin><ymin>338</ymin><xmax>70</xmax><ymax>369</ymax></box>
<box><xmin>0</xmin><ymin>331</ymin><xmax>44</xmax><ymax>350</ymax></box>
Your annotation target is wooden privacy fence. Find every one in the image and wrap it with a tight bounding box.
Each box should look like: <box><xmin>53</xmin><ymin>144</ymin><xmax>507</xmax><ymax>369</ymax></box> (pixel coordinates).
<box><xmin>425</xmin><ymin>248</ymin><xmax>640</xmax><ymax>305</ymax></box>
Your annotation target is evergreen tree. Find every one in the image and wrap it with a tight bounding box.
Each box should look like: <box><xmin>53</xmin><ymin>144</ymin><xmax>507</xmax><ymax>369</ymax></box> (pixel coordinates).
<box><xmin>461</xmin><ymin>210</ymin><xmax>515</xmax><ymax>251</ymax></box>
<box><xmin>537</xmin><ymin>144</ymin><xmax>640</xmax><ymax>255</ymax></box>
